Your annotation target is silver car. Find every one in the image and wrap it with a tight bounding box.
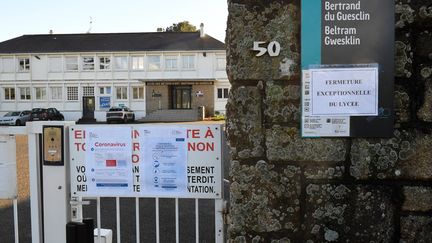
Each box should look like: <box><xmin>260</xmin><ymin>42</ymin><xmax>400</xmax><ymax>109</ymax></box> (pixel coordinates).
<box><xmin>0</xmin><ymin>110</ymin><xmax>31</xmax><ymax>126</ymax></box>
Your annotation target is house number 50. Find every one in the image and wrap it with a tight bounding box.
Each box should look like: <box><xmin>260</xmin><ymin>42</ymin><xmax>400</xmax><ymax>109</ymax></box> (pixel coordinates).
<box><xmin>253</xmin><ymin>41</ymin><xmax>281</xmax><ymax>57</ymax></box>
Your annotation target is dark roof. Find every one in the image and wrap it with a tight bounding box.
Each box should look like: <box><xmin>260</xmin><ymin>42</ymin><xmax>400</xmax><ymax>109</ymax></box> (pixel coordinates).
<box><xmin>0</xmin><ymin>32</ymin><xmax>225</xmax><ymax>54</ymax></box>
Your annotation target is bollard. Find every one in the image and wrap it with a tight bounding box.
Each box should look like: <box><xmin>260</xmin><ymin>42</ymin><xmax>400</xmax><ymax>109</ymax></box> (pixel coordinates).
<box><xmin>66</xmin><ymin>218</ymin><xmax>94</xmax><ymax>243</ymax></box>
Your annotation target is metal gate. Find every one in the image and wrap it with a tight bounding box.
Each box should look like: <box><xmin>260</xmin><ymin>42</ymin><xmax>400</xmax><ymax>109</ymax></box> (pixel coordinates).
<box><xmin>0</xmin><ymin>126</ymin><xmax>27</xmax><ymax>243</ymax></box>
<box><xmin>1</xmin><ymin>121</ymin><xmax>226</xmax><ymax>243</ymax></box>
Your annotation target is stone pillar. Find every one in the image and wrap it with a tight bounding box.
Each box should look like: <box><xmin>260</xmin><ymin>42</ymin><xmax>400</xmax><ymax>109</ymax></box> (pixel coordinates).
<box><xmin>226</xmin><ymin>0</ymin><xmax>432</xmax><ymax>242</ymax></box>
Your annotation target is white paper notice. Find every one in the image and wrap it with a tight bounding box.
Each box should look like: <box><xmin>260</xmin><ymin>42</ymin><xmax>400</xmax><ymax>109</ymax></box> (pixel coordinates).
<box><xmin>310</xmin><ymin>67</ymin><xmax>378</xmax><ymax>116</ymax></box>
<box><xmin>302</xmin><ymin>70</ymin><xmax>350</xmax><ymax>137</ymax></box>
<box><xmin>86</xmin><ymin>127</ymin><xmax>133</xmax><ymax>196</ymax></box>
<box><xmin>140</xmin><ymin>126</ymin><xmax>187</xmax><ymax>196</ymax></box>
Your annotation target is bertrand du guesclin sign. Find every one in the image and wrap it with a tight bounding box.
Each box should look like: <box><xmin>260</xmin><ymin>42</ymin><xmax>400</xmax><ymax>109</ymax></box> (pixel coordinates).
<box><xmin>301</xmin><ymin>0</ymin><xmax>394</xmax><ymax>137</ymax></box>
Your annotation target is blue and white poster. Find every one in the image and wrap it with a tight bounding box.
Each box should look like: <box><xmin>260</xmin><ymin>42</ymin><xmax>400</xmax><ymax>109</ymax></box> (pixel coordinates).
<box><xmin>99</xmin><ymin>96</ymin><xmax>111</xmax><ymax>109</ymax></box>
<box><xmin>140</xmin><ymin>126</ymin><xmax>188</xmax><ymax>196</ymax></box>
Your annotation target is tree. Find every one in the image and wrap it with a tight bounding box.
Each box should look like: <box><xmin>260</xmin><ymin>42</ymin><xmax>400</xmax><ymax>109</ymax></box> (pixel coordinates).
<box><xmin>165</xmin><ymin>21</ymin><xmax>197</xmax><ymax>32</ymax></box>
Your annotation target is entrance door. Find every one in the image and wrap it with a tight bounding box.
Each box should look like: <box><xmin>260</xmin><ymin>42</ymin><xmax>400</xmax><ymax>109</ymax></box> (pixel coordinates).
<box><xmin>172</xmin><ymin>86</ymin><xmax>192</xmax><ymax>109</ymax></box>
<box><xmin>82</xmin><ymin>96</ymin><xmax>95</xmax><ymax>119</ymax></box>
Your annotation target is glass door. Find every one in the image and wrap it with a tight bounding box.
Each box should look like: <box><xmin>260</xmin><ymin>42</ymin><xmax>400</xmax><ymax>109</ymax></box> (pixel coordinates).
<box><xmin>171</xmin><ymin>86</ymin><xmax>192</xmax><ymax>109</ymax></box>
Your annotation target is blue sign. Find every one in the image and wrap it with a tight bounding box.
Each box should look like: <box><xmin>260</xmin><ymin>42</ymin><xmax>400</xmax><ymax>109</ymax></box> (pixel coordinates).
<box><xmin>99</xmin><ymin>97</ymin><xmax>111</xmax><ymax>109</ymax></box>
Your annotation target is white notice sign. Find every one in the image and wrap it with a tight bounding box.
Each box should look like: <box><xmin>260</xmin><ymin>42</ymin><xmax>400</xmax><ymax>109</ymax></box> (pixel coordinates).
<box><xmin>0</xmin><ymin>135</ymin><xmax>17</xmax><ymax>199</ymax></box>
<box><xmin>302</xmin><ymin>70</ymin><xmax>350</xmax><ymax>137</ymax></box>
<box><xmin>310</xmin><ymin>67</ymin><xmax>378</xmax><ymax>116</ymax></box>
<box><xmin>140</xmin><ymin>126</ymin><xmax>188</xmax><ymax>196</ymax></box>
<box><xmin>85</xmin><ymin>127</ymin><xmax>133</xmax><ymax>196</ymax></box>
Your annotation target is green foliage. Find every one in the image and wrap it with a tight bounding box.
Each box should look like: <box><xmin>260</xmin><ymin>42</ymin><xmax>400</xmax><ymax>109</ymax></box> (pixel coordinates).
<box><xmin>165</xmin><ymin>21</ymin><xmax>197</xmax><ymax>32</ymax></box>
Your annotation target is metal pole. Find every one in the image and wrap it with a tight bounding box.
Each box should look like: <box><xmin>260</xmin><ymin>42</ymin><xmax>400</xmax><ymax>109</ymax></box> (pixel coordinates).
<box><xmin>116</xmin><ymin>197</ymin><xmax>121</xmax><ymax>243</ymax></box>
<box><xmin>135</xmin><ymin>197</ymin><xmax>140</xmax><ymax>243</ymax></box>
<box><xmin>28</xmin><ymin>132</ymin><xmax>42</xmax><ymax>243</ymax></box>
<box><xmin>214</xmin><ymin>199</ymin><xmax>224</xmax><ymax>243</ymax></box>
<box><xmin>13</xmin><ymin>199</ymin><xmax>19</xmax><ymax>243</ymax></box>
<box><xmin>97</xmin><ymin>197</ymin><xmax>101</xmax><ymax>243</ymax></box>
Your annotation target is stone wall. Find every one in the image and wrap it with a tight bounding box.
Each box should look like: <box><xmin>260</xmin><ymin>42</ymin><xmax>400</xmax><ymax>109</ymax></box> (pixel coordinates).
<box><xmin>226</xmin><ymin>0</ymin><xmax>432</xmax><ymax>242</ymax></box>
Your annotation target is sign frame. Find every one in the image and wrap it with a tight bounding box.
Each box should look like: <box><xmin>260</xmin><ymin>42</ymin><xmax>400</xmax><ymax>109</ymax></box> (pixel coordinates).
<box><xmin>301</xmin><ymin>0</ymin><xmax>395</xmax><ymax>137</ymax></box>
<box><xmin>69</xmin><ymin>124</ymin><xmax>223</xmax><ymax>199</ymax></box>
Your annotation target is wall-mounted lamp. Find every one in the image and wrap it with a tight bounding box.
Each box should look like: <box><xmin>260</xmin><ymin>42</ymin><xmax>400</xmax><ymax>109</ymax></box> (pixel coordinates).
<box><xmin>196</xmin><ymin>90</ymin><xmax>204</xmax><ymax>97</ymax></box>
<box><xmin>152</xmin><ymin>90</ymin><xmax>162</xmax><ymax>98</ymax></box>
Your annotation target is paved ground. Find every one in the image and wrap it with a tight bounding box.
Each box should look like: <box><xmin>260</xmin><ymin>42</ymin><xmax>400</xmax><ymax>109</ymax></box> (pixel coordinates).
<box><xmin>0</xmin><ymin>122</ymin><xmax>230</xmax><ymax>243</ymax></box>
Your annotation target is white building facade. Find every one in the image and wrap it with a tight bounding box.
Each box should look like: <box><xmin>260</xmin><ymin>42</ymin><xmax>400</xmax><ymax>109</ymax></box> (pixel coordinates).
<box><xmin>0</xmin><ymin>31</ymin><xmax>229</xmax><ymax>122</ymax></box>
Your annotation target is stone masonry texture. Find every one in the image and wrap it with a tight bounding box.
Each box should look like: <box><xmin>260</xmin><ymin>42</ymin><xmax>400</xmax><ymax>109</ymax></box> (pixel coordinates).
<box><xmin>226</xmin><ymin>0</ymin><xmax>432</xmax><ymax>242</ymax></box>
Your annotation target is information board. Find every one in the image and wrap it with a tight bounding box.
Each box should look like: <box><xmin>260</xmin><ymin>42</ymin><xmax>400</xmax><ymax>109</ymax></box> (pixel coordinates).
<box><xmin>301</xmin><ymin>0</ymin><xmax>394</xmax><ymax>137</ymax></box>
<box><xmin>70</xmin><ymin>124</ymin><xmax>222</xmax><ymax>199</ymax></box>
<box><xmin>0</xmin><ymin>135</ymin><xmax>17</xmax><ymax>199</ymax></box>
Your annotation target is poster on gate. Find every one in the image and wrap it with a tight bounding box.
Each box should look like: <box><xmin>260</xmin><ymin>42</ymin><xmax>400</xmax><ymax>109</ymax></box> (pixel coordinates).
<box><xmin>69</xmin><ymin>124</ymin><xmax>223</xmax><ymax>199</ymax></box>
<box><xmin>140</xmin><ymin>126</ymin><xmax>188</xmax><ymax>196</ymax></box>
<box><xmin>85</xmin><ymin>127</ymin><xmax>133</xmax><ymax>196</ymax></box>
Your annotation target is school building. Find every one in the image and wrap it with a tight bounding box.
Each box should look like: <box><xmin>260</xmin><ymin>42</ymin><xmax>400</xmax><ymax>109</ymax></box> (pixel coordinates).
<box><xmin>0</xmin><ymin>27</ymin><xmax>229</xmax><ymax>122</ymax></box>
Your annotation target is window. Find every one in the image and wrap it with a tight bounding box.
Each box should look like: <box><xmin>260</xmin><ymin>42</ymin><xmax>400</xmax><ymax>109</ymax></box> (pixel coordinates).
<box><xmin>182</xmin><ymin>55</ymin><xmax>195</xmax><ymax>69</ymax></box>
<box><xmin>148</xmin><ymin>55</ymin><xmax>161</xmax><ymax>70</ymax></box>
<box><xmin>217</xmin><ymin>88</ymin><xmax>229</xmax><ymax>99</ymax></box>
<box><xmin>216</xmin><ymin>57</ymin><xmax>226</xmax><ymax>70</ymax></box>
<box><xmin>67</xmin><ymin>86</ymin><xmax>79</xmax><ymax>101</ymax></box>
<box><xmin>2</xmin><ymin>57</ymin><xmax>14</xmax><ymax>72</ymax></box>
<box><xmin>99</xmin><ymin>57</ymin><xmax>111</xmax><ymax>70</ymax></box>
<box><xmin>113</xmin><ymin>56</ymin><xmax>128</xmax><ymax>70</ymax></box>
<box><xmin>131</xmin><ymin>56</ymin><xmax>144</xmax><ymax>70</ymax></box>
<box><xmin>99</xmin><ymin>87</ymin><xmax>112</xmax><ymax>95</ymax></box>
<box><xmin>4</xmin><ymin>87</ymin><xmax>15</xmax><ymax>100</ymax></box>
<box><xmin>65</xmin><ymin>56</ymin><xmax>78</xmax><ymax>71</ymax></box>
<box><xmin>19</xmin><ymin>87</ymin><xmax>31</xmax><ymax>100</ymax></box>
<box><xmin>164</xmin><ymin>56</ymin><xmax>178</xmax><ymax>70</ymax></box>
<box><xmin>132</xmin><ymin>87</ymin><xmax>144</xmax><ymax>99</ymax></box>
<box><xmin>116</xmin><ymin>87</ymin><xmax>128</xmax><ymax>100</ymax></box>
<box><xmin>83</xmin><ymin>86</ymin><xmax>94</xmax><ymax>97</ymax></box>
<box><xmin>82</xmin><ymin>86</ymin><xmax>95</xmax><ymax>97</ymax></box>
<box><xmin>48</xmin><ymin>57</ymin><xmax>62</xmax><ymax>72</ymax></box>
<box><xmin>18</xmin><ymin>58</ymin><xmax>30</xmax><ymax>71</ymax></box>
<box><xmin>34</xmin><ymin>87</ymin><xmax>47</xmax><ymax>100</ymax></box>
<box><xmin>82</xmin><ymin>56</ymin><xmax>95</xmax><ymax>71</ymax></box>
<box><xmin>51</xmin><ymin>87</ymin><xmax>62</xmax><ymax>100</ymax></box>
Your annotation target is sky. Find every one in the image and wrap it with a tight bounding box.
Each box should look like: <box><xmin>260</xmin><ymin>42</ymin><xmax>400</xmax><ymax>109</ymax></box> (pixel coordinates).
<box><xmin>0</xmin><ymin>0</ymin><xmax>228</xmax><ymax>42</ymax></box>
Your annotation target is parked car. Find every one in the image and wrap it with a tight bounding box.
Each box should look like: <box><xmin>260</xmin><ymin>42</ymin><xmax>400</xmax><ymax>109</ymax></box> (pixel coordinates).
<box><xmin>0</xmin><ymin>110</ymin><xmax>32</xmax><ymax>126</ymax></box>
<box><xmin>29</xmin><ymin>108</ymin><xmax>64</xmax><ymax>121</ymax></box>
<box><xmin>106</xmin><ymin>107</ymin><xmax>135</xmax><ymax>123</ymax></box>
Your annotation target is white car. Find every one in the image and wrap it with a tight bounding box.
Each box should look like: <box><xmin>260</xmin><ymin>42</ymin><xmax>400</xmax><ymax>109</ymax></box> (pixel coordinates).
<box><xmin>0</xmin><ymin>110</ymin><xmax>32</xmax><ymax>126</ymax></box>
<box><xmin>106</xmin><ymin>107</ymin><xmax>135</xmax><ymax>123</ymax></box>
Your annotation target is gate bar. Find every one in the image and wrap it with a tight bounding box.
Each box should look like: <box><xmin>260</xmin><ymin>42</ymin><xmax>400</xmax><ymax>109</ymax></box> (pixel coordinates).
<box><xmin>116</xmin><ymin>197</ymin><xmax>121</xmax><ymax>243</ymax></box>
<box><xmin>135</xmin><ymin>197</ymin><xmax>140</xmax><ymax>243</ymax></box>
<box><xmin>156</xmin><ymin>197</ymin><xmax>160</xmax><ymax>243</ymax></box>
<box><xmin>96</xmin><ymin>197</ymin><xmax>101</xmax><ymax>243</ymax></box>
<box><xmin>14</xmin><ymin>199</ymin><xmax>19</xmax><ymax>243</ymax></box>
<box><xmin>195</xmin><ymin>198</ymin><xmax>199</xmax><ymax>243</ymax></box>
<box><xmin>175</xmin><ymin>198</ymin><xmax>179</xmax><ymax>243</ymax></box>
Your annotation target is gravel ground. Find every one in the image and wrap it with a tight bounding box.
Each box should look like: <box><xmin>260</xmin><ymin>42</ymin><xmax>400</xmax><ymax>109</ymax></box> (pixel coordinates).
<box><xmin>0</xmin><ymin>127</ymin><xmax>230</xmax><ymax>243</ymax></box>
<box><xmin>0</xmin><ymin>135</ymin><xmax>32</xmax><ymax>243</ymax></box>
